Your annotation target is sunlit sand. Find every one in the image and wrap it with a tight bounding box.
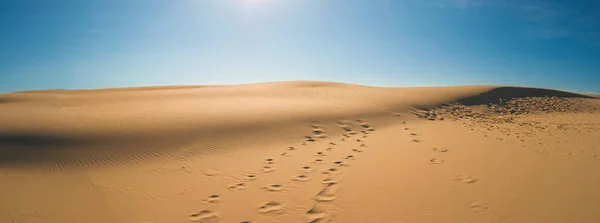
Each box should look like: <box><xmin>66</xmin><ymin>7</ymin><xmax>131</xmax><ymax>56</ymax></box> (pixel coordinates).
<box><xmin>1</xmin><ymin>81</ymin><xmax>599</xmax><ymax>223</ymax></box>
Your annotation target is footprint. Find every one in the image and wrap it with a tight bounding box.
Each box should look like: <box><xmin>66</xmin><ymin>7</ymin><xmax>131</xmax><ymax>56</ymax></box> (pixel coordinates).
<box><xmin>293</xmin><ymin>175</ymin><xmax>309</xmax><ymax>181</ymax></box>
<box><xmin>260</xmin><ymin>166</ymin><xmax>276</xmax><ymax>173</ymax></box>
<box><xmin>281</xmin><ymin>152</ymin><xmax>292</xmax><ymax>157</ymax></box>
<box><xmin>321</xmin><ymin>168</ymin><xmax>340</xmax><ymax>174</ymax></box>
<box><xmin>356</xmin><ymin>139</ymin><xmax>362</xmax><ymax>142</ymax></box>
<box><xmin>430</xmin><ymin>158</ymin><xmax>444</xmax><ymax>164</ymax></box>
<box><xmin>264</xmin><ymin>158</ymin><xmax>275</xmax><ymax>164</ymax></box>
<box><xmin>305</xmin><ymin>136</ymin><xmax>316</xmax><ymax>142</ymax></box>
<box><xmin>288</xmin><ymin>147</ymin><xmax>296</xmax><ymax>151</ymax></box>
<box><xmin>228</xmin><ymin>183</ymin><xmax>247</xmax><ymax>191</ymax></box>
<box><xmin>412</xmin><ymin>139</ymin><xmax>421</xmax><ymax>143</ymax></box>
<box><xmin>470</xmin><ymin>203</ymin><xmax>489</xmax><ymax>214</ymax></box>
<box><xmin>302</xmin><ymin>166</ymin><xmax>313</xmax><ymax>172</ymax></box>
<box><xmin>244</xmin><ymin>174</ymin><xmax>258</xmax><ymax>181</ymax></box>
<box><xmin>203</xmin><ymin>195</ymin><xmax>220</xmax><ymax>204</ymax></box>
<box><xmin>315</xmin><ymin>152</ymin><xmax>325</xmax><ymax>156</ymax></box>
<box><xmin>333</xmin><ymin>161</ymin><xmax>345</xmax><ymax>167</ymax></box>
<box><xmin>360</xmin><ymin>144</ymin><xmax>366</xmax><ymax>147</ymax></box>
<box><xmin>263</xmin><ymin>184</ymin><xmax>283</xmax><ymax>192</ymax></box>
<box><xmin>352</xmin><ymin>148</ymin><xmax>363</xmax><ymax>153</ymax></box>
<box><xmin>315</xmin><ymin>133</ymin><xmax>328</xmax><ymax>138</ymax></box>
<box><xmin>405</xmin><ymin>127</ymin><xmax>410</xmax><ymax>130</ymax></box>
<box><xmin>433</xmin><ymin>148</ymin><xmax>448</xmax><ymax>153</ymax></box>
<box><xmin>322</xmin><ymin>177</ymin><xmax>337</xmax><ymax>184</ymax></box>
<box><xmin>344</xmin><ymin>155</ymin><xmax>354</xmax><ymax>160</ymax></box>
<box><xmin>326</xmin><ymin>147</ymin><xmax>333</xmax><ymax>151</ymax></box>
<box><xmin>315</xmin><ymin>183</ymin><xmax>339</xmax><ymax>202</ymax></box>
<box><xmin>314</xmin><ymin>159</ymin><xmax>324</xmax><ymax>164</ymax></box>
<box><xmin>312</xmin><ymin>128</ymin><xmax>324</xmax><ymax>135</ymax></box>
<box><xmin>202</xmin><ymin>169</ymin><xmax>220</xmax><ymax>177</ymax></box>
<box><xmin>258</xmin><ymin>201</ymin><xmax>285</xmax><ymax>215</ymax></box>
<box><xmin>305</xmin><ymin>203</ymin><xmax>331</xmax><ymax>222</ymax></box>
<box><xmin>188</xmin><ymin>210</ymin><xmax>219</xmax><ymax>222</ymax></box>
<box><xmin>329</xmin><ymin>142</ymin><xmax>337</xmax><ymax>145</ymax></box>
<box><xmin>410</xmin><ymin>133</ymin><xmax>418</xmax><ymax>136</ymax></box>
<box><xmin>455</xmin><ymin>175</ymin><xmax>477</xmax><ymax>184</ymax></box>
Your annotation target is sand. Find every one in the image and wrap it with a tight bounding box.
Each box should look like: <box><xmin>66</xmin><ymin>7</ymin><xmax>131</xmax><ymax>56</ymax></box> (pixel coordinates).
<box><xmin>1</xmin><ymin>81</ymin><xmax>599</xmax><ymax>223</ymax></box>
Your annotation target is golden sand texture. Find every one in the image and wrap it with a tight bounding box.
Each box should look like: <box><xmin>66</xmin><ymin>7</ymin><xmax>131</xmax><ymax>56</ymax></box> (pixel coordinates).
<box><xmin>1</xmin><ymin>81</ymin><xmax>599</xmax><ymax>223</ymax></box>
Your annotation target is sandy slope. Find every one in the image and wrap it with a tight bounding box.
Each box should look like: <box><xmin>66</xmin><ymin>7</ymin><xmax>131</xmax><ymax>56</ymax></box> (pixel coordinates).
<box><xmin>1</xmin><ymin>81</ymin><xmax>599</xmax><ymax>223</ymax></box>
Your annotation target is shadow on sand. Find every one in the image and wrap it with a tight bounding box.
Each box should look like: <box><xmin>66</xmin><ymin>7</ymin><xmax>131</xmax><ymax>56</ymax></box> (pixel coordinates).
<box><xmin>456</xmin><ymin>87</ymin><xmax>598</xmax><ymax>106</ymax></box>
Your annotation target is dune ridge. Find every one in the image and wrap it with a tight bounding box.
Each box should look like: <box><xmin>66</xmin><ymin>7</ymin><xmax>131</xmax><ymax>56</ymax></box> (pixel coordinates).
<box><xmin>0</xmin><ymin>82</ymin><xmax>597</xmax><ymax>167</ymax></box>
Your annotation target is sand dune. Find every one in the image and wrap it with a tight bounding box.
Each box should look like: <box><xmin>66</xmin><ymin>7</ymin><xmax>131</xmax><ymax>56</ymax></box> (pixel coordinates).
<box><xmin>1</xmin><ymin>81</ymin><xmax>599</xmax><ymax>223</ymax></box>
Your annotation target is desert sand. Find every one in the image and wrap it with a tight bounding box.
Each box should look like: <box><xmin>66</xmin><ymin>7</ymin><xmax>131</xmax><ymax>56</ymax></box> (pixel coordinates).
<box><xmin>1</xmin><ymin>81</ymin><xmax>600</xmax><ymax>223</ymax></box>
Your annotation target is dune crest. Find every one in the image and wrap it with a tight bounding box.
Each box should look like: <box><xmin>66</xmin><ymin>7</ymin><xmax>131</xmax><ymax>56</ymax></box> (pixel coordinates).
<box><xmin>0</xmin><ymin>82</ymin><xmax>596</xmax><ymax>166</ymax></box>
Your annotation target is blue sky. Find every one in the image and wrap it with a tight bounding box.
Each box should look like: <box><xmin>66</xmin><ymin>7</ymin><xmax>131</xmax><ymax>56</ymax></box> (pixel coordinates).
<box><xmin>1</xmin><ymin>0</ymin><xmax>599</xmax><ymax>93</ymax></box>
